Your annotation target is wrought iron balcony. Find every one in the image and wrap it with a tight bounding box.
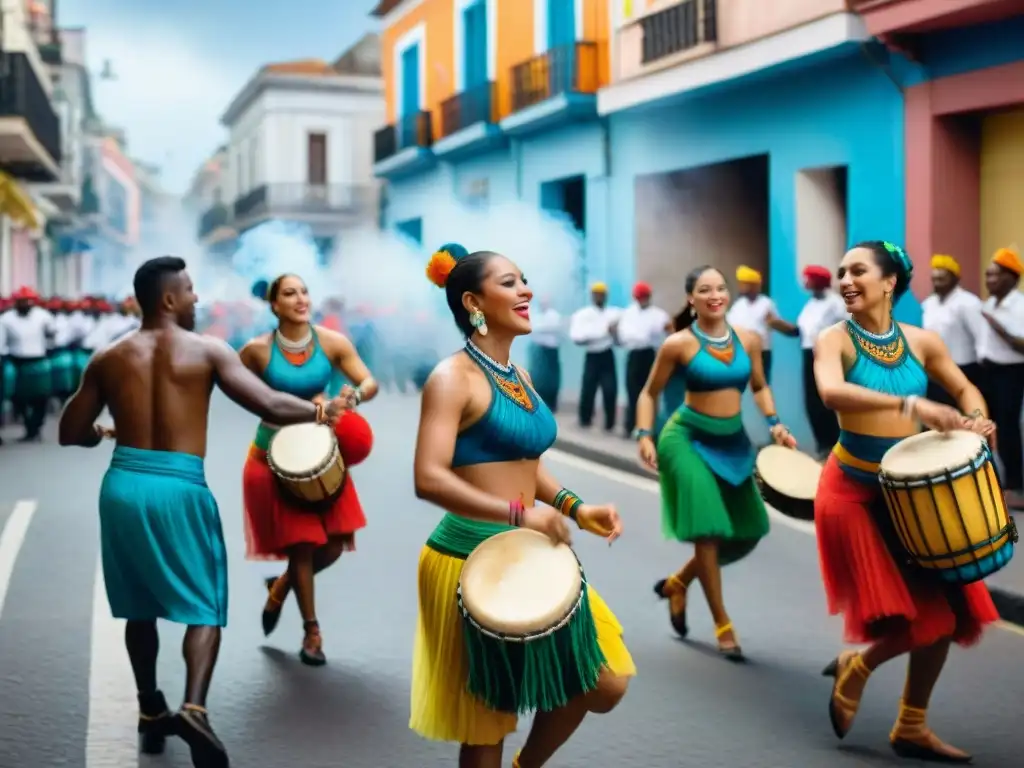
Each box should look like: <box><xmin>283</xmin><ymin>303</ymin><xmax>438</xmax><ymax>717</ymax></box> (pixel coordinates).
<box><xmin>440</xmin><ymin>81</ymin><xmax>496</xmax><ymax>137</ymax></box>
<box><xmin>640</xmin><ymin>0</ymin><xmax>717</xmax><ymax>65</ymax></box>
<box><xmin>232</xmin><ymin>184</ymin><xmax>377</xmax><ymax>222</ymax></box>
<box><xmin>198</xmin><ymin>203</ymin><xmax>229</xmax><ymax>240</ymax></box>
<box><xmin>0</xmin><ymin>52</ymin><xmax>61</xmax><ymax>180</ymax></box>
<box><xmin>509</xmin><ymin>42</ymin><xmax>599</xmax><ymax>114</ymax></box>
<box><xmin>373</xmin><ymin>111</ymin><xmax>434</xmax><ymax>163</ymax></box>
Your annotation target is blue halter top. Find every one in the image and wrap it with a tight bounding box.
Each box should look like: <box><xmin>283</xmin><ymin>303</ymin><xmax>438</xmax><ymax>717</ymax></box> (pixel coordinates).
<box><xmin>262</xmin><ymin>331</ymin><xmax>334</xmax><ymax>399</ymax></box>
<box><xmin>451</xmin><ymin>342</ymin><xmax>558</xmax><ymax>468</ymax></box>
<box><xmin>684</xmin><ymin>326</ymin><xmax>751</xmax><ymax>393</ymax></box>
<box><xmin>833</xmin><ymin>320</ymin><xmax>929</xmax><ymax>483</ymax></box>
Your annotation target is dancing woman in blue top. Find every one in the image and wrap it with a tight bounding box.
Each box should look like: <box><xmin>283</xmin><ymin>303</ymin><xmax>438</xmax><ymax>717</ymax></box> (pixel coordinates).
<box><xmin>411</xmin><ymin>244</ymin><xmax>636</xmax><ymax>768</ymax></box>
<box><xmin>633</xmin><ymin>265</ymin><xmax>796</xmax><ymax>660</ymax></box>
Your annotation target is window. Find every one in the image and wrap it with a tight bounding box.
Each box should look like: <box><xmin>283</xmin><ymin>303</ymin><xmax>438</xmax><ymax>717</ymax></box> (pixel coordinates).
<box><xmin>249</xmin><ymin>138</ymin><xmax>259</xmax><ymax>189</ymax></box>
<box><xmin>105</xmin><ymin>176</ymin><xmax>127</xmax><ymax>234</ymax></box>
<box><xmin>307</xmin><ymin>133</ymin><xmax>327</xmax><ymax>185</ymax></box>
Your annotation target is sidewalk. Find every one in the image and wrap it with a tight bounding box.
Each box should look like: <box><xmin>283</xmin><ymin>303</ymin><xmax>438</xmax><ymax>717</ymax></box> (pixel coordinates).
<box><xmin>553</xmin><ymin>413</ymin><xmax>1024</xmax><ymax>629</ymax></box>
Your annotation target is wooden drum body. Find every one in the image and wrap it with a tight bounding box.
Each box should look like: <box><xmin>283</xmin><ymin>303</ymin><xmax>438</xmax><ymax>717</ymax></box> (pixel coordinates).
<box><xmin>457</xmin><ymin>529</ymin><xmax>600</xmax><ymax>714</ymax></box>
<box><xmin>878</xmin><ymin>430</ymin><xmax>1018</xmax><ymax>585</ymax></box>
<box><xmin>267</xmin><ymin>423</ymin><xmax>347</xmax><ymax>504</ymax></box>
<box><xmin>755</xmin><ymin>445</ymin><xmax>822</xmax><ymax>521</ymax></box>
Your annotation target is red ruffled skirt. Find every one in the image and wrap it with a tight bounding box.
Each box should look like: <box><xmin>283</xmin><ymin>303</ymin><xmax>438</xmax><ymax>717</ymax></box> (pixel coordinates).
<box><xmin>243</xmin><ymin>411</ymin><xmax>374</xmax><ymax>560</ymax></box>
<box><xmin>815</xmin><ymin>456</ymin><xmax>999</xmax><ymax>648</ymax></box>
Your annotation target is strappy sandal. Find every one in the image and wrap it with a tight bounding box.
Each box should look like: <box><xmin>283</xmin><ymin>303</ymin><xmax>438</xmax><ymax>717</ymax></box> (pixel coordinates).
<box><xmin>653</xmin><ymin>574</ymin><xmax>689</xmax><ymax>639</ymax></box>
<box><xmin>261</xmin><ymin>576</ymin><xmax>284</xmax><ymax>637</ymax></box>
<box><xmin>821</xmin><ymin>651</ymin><xmax>870</xmax><ymax>739</ymax></box>
<box><xmin>890</xmin><ymin>701</ymin><xmax>973</xmax><ymax>763</ymax></box>
<box><xmin>137</xmin><ymin>690</ymin><xmax>171</xmax><ymax>755</ymax></box>
<box><xmin>175</xmin><ymin>703</ymin><xmax>229</xmax><ymax>768</ymax></box>
<box><xmin>715</xmin><ymin>621</ymin><xmax>744</xmax><ymax>662</ymax></box>
<box><xmin>300</xmin><ymin>619</ymin><xmax>326</xmax><ymax>666</ymax></box>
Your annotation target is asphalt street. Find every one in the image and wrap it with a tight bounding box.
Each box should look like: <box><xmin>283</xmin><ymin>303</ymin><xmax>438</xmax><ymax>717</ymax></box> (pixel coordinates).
<box><xmin>0</xmin><ymin>392</ymin><xmax>1022</xmax><ymax>768</ymax></box>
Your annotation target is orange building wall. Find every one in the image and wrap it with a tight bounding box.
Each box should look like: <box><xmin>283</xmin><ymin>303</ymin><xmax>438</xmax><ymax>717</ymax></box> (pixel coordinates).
<box><xmin>381</xmin><ymin>0</ymin><xmax>611</xmax><ymax>130</ymax></box>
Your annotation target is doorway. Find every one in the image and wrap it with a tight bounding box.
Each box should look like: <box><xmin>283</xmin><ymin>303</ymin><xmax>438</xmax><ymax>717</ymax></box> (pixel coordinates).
<box><xmin>795</xmin><ymin>165</ymin><xmax>848</xmax><ymax>278</ymax></box>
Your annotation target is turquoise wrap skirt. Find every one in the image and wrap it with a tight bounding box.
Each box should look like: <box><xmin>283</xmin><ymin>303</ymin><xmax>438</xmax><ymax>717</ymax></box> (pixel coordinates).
<box><xmin>99</xmin><ymin>446</ymin><xmax>229</xmax><ymax>627</ymax></box>
<box><xmin>48</xmin><ymin>347</ymin><xmax>78</xmax><ymax>395</ymax></box>
<box><xmin>10</xmin><ymin>357</ymin><xmax>52</xmax><ymax>401</ymax></box>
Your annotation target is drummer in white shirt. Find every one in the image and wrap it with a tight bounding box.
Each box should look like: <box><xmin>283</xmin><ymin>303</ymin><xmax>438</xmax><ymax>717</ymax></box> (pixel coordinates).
<box><xmin>978</xmin><ymin>247</ymin><xmax>1024</xmax><ymax>504</ymax></box>
<box><xmin>796</xmin><ymin>265</ymin><xmax>847</xmax><ymax>457</ymax></box>
<box><xmin>0</xmin><ymin>287</ymin><xmax>56</xmax><ymax>442</ymax></box>
<box><xmin>528</xmin><ymin>297</ymin><xmax>562</xmax><ymax>410</ymax></box>
<box><xmin>726</xmin><ymin>265</ymin><xmax>798</xmax><ymax>383</ymax></box>
<box><xmin>921</xmin><ymin>254</ymin><xmax>985</xmax><ymax>407</ymax></box>
<box><xmin>614</xmin><ymin>281</ymin><xmax>670</xmax><ymax>437</ymax></box>
<box><xmin>569</xmin><ymin>282</ymin><xmax>621</xmax><ymax>431</ymax></box>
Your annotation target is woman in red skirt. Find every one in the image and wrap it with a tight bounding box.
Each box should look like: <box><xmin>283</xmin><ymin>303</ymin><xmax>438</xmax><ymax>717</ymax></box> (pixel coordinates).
<box><xmin>241</xmin><ymin>275</ymin><xmax>377</xmax><ymax>665</ymax></box>
<box><xmin>813</xmin><ymin>241</ymin><xmax>998</xmax><ymax>763</ymax></box>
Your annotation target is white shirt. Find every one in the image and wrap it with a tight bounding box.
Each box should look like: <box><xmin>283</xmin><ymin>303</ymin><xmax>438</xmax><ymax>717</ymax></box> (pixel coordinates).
<box><xmin>616</xmin><ymin>302</ymin><xmax>670</xmax><ymax>351</ymax></box>
<box><xmin>797</xmin><ymin>293</ymin><xmax>848</xmax><ymax>350</ymax></box>
<box><xmin>0</xmin><ymin>311</ymin><xmax>7</xmax><ymax>355</ymax></box>
<box><xmin>979</xmin><ymin>290</ymin><xmax>1024</xmax><ymax>365</ymax></box>
<box><xmin>67</xmin><ymin>311</ymin><xmax>93</xmax><ymax>345</ymax></box>
<box><xmin>83</xmin><ymin>314</ymin><xmax>125</xmax><ymax>350</ymax></box>
<box><xmin>569</xmin><ymin>305</ymin><xmax>621</xmax><ymax>353</ymax></box>
<box><xmin>49</xmin><ymin>313</ymin><xmax>75</xmax><ymax>347</ymax></box>
<box><xmin>727</xmin><ymin>294</ymin><xmax>777</xmax><ymax>350</ymax></box>
<box><xmin>0</xmin><ymin>307</ymin><xmax>55</xmax><ymax>358</ymax></box>
<box><xmin>921</xmin><ymin>287</ymin><xmax>984</xmax><ymax>366</ymax></box>
<box><xmin>531</xmin><ymin>308</ymin><xmax>562</xmax><ymax>349</ymax></box>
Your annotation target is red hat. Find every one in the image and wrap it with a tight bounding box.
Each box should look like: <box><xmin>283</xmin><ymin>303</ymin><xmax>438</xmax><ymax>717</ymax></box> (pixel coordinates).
<box><xmin>803</xmin><ymin>265</ymin><xmax>832</xmax><ymax>283</ymax></box>
<box><xmin>12</xmin><ymin>286</ymin><xmax>38</xmax><ymax>301</ymax></box>
<box><xmin>46</xmin><ymin>297</ymin><xmax>63</xmax><ymax>310</ymax></box>
<box><xmin>96</xmin><ymin>300</ymin><xmax>113</xmax><ymax>312</ymax></box>
<box><xmin>333</xmin><ymin>410</ymin><xmax>374</xmax><ymax>467</ymax></box>
<box><xmin>632</xmin><ymin>281</ymin><xmax>652</xmax><ymax>300</ymax></box>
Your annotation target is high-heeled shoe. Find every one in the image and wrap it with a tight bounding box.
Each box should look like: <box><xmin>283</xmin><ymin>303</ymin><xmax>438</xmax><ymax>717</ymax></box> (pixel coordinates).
<box><xmin>890</xmin><ymin>701</ymin><xmax>973</xmax><ymax>763</ymax></box>
<box><xmin>300</xmin><ymin>619</ymin><xmax>326</xmax><ymax>666</ymax></box>
<box><xmin>822</xmin><ymin>650</ymin><xmax>870</xmax><ymax>739</ymax></box>
<box><xmin>714</xmin><ymin>621</ymin><xmax>744</xmax><ymax>661</ymax></box>
<box><xmin>137</xmin><ymin>690</ymin><xmax>171</xmax><ymax>755</ymax></box>
<box><xmin>174</xmin><ymin>703</ymin><xmax>229</xmax><ymax>768</ymax></box>
<box><xmin>261</xmin><ymin>577</ymin><xmax>283</xmax><ymax>637</ymax></box>
<box><xmin>653</xmin><ymin>574</ymin><xmax>689</xmax><ymax>639</ymax></box>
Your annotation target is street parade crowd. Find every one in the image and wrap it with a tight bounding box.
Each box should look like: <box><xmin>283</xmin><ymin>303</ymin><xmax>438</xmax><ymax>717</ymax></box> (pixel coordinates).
<box><xmin>1</xmin><ymin>242</ymin><xmax>1021</xmax><ymax>766</ymax></box>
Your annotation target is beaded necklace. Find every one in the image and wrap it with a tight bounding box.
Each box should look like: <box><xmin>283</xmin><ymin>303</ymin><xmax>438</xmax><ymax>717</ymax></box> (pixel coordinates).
<box><xmin>846</xmin><ymin>318</ymin><xmax>906</xmax><ymax>367</ymax></box>
<box><xmin>691</xmin><ymin>322</ymin><xmax>735</xmax><ymax>365</ymax></box>
<box><xmin>465</xmin><ymin>340</ymin><xmax>535</xmax><ymax>412</ymax></box>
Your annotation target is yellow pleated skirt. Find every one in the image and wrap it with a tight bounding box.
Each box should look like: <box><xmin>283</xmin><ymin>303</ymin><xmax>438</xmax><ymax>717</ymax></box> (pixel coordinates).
<box><xmin>410</xmin><ymin>544</ymin><xmax>637</xmax><ymax>745</ymax></box>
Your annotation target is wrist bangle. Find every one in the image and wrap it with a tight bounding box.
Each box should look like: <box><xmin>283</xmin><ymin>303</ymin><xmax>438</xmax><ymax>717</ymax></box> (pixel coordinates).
<box><xmin>553</xmin><ymin>488</ymin><xmax>583</xmax><ymax>519</ymax></box>
<box><xmin>765</xmin><ymin>414</ymin><xmax>781</xmax><ymax>428</ymax></box>
<box><xmin>508</xmin><ymin>499</ymin><xmax>525</xmax><ymax>528</ymax></box>
<box><xmin>902</xmin><ymin>396</ymin><xmax>918</xmax><ymax>418</ymax></box>
<box><xmin>632</xmin><ymin>428</ymin><xmax>652</xmax><ymax>442</ymax></box>
<box><xmin>352</xmin><ymin>387</ymin><xmax>364</xmax><ymax>406</ymax></box>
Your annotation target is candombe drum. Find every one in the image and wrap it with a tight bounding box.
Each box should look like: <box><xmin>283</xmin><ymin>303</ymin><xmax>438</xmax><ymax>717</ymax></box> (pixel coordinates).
<box><xmin>457</xmin><ymin>528</ymin><xmax>604</xmax><ymax>714</ymax></box>
<box><xmin>754</xmin><ymin>444</ymin><xmax>822</xmax><ymax>521</ymax></box>
<box><xmin>266</xmin><ymin>422</ymin><xmax>347</xmax><ymax>504</ymax></box>
<box><xmin>878</xmin><ymin>429</ymin><xmax>1017</xmax><ymax>584</ymax></box>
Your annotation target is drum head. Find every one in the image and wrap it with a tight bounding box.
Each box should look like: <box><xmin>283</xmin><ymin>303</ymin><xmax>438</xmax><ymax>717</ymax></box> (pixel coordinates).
<box><xmin>268</xmin><ymin>423</ymin><xmax>336</xmax><ymax>476</ymax></box>
<box><xmin>880</xmin><ymin>430</ymin><xmax>984</xmax><ymax>478</ymax></box>
<box><xmin>756</xmin><ymin>445</ymin><xmax>821</xmax><ymax>500</ymax></box>
<box><xmin>460</xmin><ymin>529</ymin><xmax>582</xmax><ymax>637</ymax></box>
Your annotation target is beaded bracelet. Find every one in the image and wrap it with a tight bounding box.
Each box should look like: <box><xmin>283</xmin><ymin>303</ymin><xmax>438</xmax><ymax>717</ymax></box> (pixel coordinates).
<box><xmin>508</xmin><ymin>499</ymin><xmax>525</xmax><ymax>528</ymax></box>
<box><xmin>765</xmin><ymin>413</ymin><xmax>781</xmax><ymax>428</ymax></box>
<box><xmin>552</xmin><ymin>488</ymin><xmax>582</xmax><ymax>522</ymax></box>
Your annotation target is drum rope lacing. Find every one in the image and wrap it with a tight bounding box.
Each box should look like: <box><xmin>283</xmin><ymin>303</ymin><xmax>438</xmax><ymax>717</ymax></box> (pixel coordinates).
<box><xmin>275</xmin><ymin>327</ymin><xmax>313</xmax><ymax>353</ymax></box>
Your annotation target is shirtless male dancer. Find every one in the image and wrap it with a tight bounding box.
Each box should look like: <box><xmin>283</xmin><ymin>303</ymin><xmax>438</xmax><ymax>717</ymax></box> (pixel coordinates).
<box><xmin>58</xmin><ymin>256</ymin><xmax>350</xmax><ymax>768</ymax></box>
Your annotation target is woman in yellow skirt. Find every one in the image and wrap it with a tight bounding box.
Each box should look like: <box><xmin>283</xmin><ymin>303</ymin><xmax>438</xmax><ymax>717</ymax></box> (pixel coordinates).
<box><xmin>412</xmin><ymin>243</ymin><xmax>636</xmax><ymax>768</ymax></box>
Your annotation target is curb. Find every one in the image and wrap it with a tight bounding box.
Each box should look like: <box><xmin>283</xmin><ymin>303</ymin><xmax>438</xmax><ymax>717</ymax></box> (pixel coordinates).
<box><xmin>553</xmin><ymin>437</ymin><xmax>1024</xmax><ymax>630</ymax></box>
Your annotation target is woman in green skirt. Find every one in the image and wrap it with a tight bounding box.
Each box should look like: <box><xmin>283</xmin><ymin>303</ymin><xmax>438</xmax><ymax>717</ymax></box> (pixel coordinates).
<box><xmin>633</xmin><ymin>265</ymin><xmax>796</xmax><ymax>660</ymax></box>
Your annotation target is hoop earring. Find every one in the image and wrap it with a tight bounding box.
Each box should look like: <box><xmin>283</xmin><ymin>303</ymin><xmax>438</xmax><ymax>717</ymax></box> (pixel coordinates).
<box><xmin>469</xmin><ymin>309</ymin><xmax>488</xmax><ymax>336</ymax></box>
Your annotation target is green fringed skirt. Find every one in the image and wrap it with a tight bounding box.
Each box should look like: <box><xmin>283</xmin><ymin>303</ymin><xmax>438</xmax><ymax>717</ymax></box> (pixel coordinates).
<box><xmin>410</xmin><ymin>513</ymin><xmax>635</xmax><ymax>745</ymax></box>
<box><xmin>657</xmin><ymin>407</ymin><xmax>769</xmax><ymax>565</ymax></box>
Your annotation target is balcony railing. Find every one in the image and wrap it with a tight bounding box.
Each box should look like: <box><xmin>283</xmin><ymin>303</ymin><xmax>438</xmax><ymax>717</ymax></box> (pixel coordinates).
<box><xmin>640</xmin><ymin>0</ymin><xmax>717</xmax><ymax>65</ymax></box>
<box><xmin>0</xmin><ymin>52</ymin><xmax>61</xmax><ymax>171</ymax></box>
<box><xmin>373</xmin><ymin>111</ymin><xmax>434</xmax><ymax>163</ymax></box>
<box><xmin>509</xmin><ymin>42</ymin><xmax>599</xmax><ymax>114</ymax></box>
<box><xmin>440</xmin><ymin>81</ymin><xmax>497</xmax><ymax>137</ymax></box>
<box><xmin>232</xmin><ymin>184</ymin><xmax>377</xmax><ymax>221</ymax></box>
<box><xmin>198</xmin><ymin>203</ymin><xmax>229</xmax><ymax>240</ymax></box>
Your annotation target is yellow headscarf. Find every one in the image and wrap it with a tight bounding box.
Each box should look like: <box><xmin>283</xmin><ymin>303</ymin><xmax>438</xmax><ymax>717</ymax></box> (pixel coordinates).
<box><xmin>735</xmin><ymin>265</ymin><xmax>762</xmax><ymax>284</ymax></box>
<box><xmin>590</xmin><ymin>281</ymin><xmax>608</xmax><ymax>293</ymax></box>
<box><xmin>930</xmin><ymin>254</ymin><xmax>960</xmax><ymax>277</ymax></box>
<box><xmin>993</xmin><ymin>247</ymin><xmax>1024</xmax><ymax>276</ymax></box>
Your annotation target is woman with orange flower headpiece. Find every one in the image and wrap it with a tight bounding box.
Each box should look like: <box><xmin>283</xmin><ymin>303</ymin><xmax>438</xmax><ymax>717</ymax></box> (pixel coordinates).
<box><xmin>411</xmin><ymin>243</ymin><xmax>635</xmax><ymax>768</ymax></box>
<box><xmin>980</xmin><ymin>247</ymin><xmax>1024</xmax><ymax>505</ymax></box>
<box><xmin>239</xmin><ymin>274</ymin><xmax>378</xmax><ymax>666</ymax></box>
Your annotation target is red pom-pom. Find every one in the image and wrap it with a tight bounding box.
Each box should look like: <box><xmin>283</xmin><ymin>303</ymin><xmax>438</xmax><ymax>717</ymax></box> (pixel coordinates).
<box><xmin>334</xmin><ymin>410</ymin><xmax>374</xmax><ymax>466</ymax></box>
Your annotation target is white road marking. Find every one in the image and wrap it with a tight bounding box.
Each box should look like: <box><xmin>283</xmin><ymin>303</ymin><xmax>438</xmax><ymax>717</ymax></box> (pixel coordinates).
<box><xmin>0</xmin><ymin>500</ymin><xmax>37</xmax><ymax>620</ymax></box>
<box><xmin>86</xmin><ymin>559</ymin><xmax>139</xmax><ymax>767</ymax></box>
<box><xmin>545</xmin><ymin>448</ymin><xmax>1022</xmax><ymax>637</ymax></box>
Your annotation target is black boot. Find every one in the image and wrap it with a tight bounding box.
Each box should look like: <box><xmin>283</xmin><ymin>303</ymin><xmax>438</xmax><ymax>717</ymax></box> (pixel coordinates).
<box><xmin>175</xmin><ymin>704</ymin><xmax>229</xmax><ymax>768</ymax></box>
<box><xmin>138</xmin><ymin>690</ymin><xmax>172</xmax><ymax>754</ymax></box>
